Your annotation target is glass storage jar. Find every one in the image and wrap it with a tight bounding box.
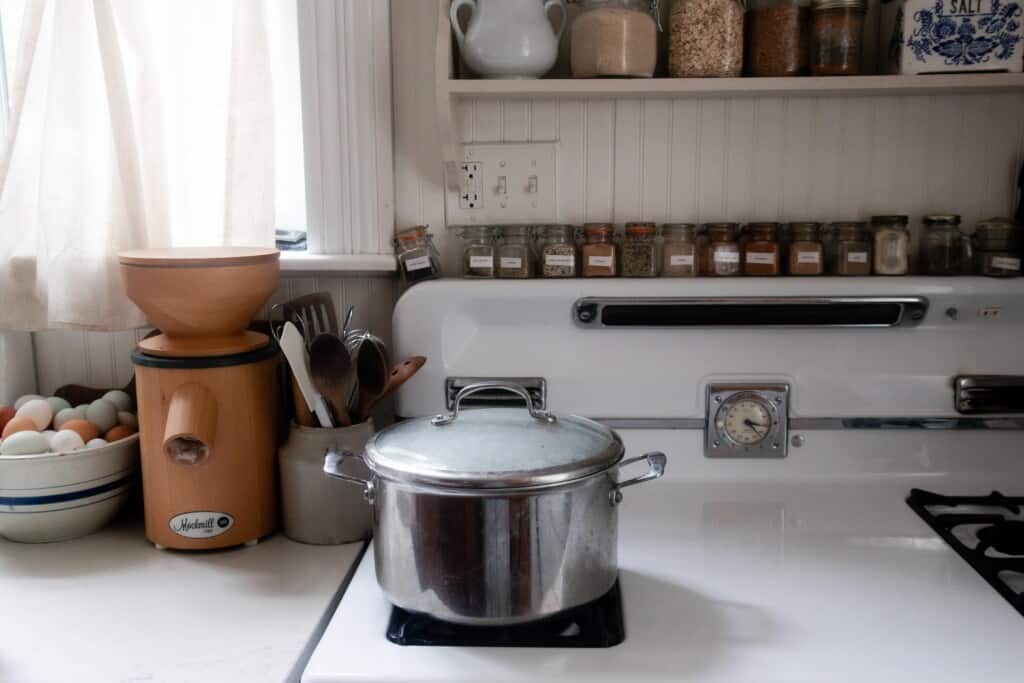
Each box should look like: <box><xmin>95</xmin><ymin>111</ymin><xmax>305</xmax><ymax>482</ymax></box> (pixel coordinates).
<box><xmin>394</xmin><ymin>226</ymin><xmax>441</xmax><ymax>284</ymax></box>
<box><xmin>707</xmin><ymin>222</ymin><xmax>742</xmax><ymax>276</ymax></box>
<box><xmin>538</xmin><ymin>224</ymin><xmax>579</xmax><ymax>278</ymax></box>
<box><xmin>621</xmin><ymin>222</ymin><xmax>659</xmax><ymax>277</ymax></box>
<box><xmin>974</xmin><ymin>218</ymin><xmax>1021</xmax><ymax>278</ymax></box>
<box><xmin>834</xmin><ymin>221</ymin><xmax>871</xmax><ymax>275</ymax></box>
<box><xmin>872</xmin><ymin>215</ymin><xmax>910</xmax><ymax>276</ymax></box>
<box><xmin>788</xmin><ymin>222</ymin><xmax>824</xmax><ymax>275</ymax></box>
<box><xmin>497</xmin><ymin>226</ymin><xmax>535</xmax><ymax>279</ymax></box>
<box><xmin>746</xmin><ymin>0</ymin><xmax>810</xmax><ymax>77</ymax></box>
<box><xmin>744</xmin><ymin>222</ymin><xmax>781</xmax><ymax>275</ymax></box>
<box><xmin>571</xmin><ymin>0</ymin><xmax>659</xmax><ymax>78</ymax></box>
<box><xmin>661</xmin><ymin>223</ymin><xmax>698</xmax><ymax>277</ymax></box>
<box><xmin>697</xmin><ymin>224</ymin><xmax>712</xmax><ymax>275</ymax></box>
<box><xmin>810</xmin><ymin>0</ymin><xmax>866</xmax><ymax>76</ymax></box>
<box><xmin>668</xmin><ymin>0</ymin><xmax>745</xmax><ymax>77</ymax></box>
<box><xmin>581</xmin><ymin>223</ymin><xmax>618</xmax><ymax>277</ymax></box>
<box><xmin>458</xmin><ymin>226</ymin><xmax>498</xmax><ymax>278</ymax></box>
<box><xmin>921</xmin><ymin>215</ymin><xmax>971</xmax><ymax>276</ymax></box>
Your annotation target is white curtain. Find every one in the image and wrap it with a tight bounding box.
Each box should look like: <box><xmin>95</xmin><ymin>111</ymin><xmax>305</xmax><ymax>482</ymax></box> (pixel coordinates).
<box><xmin>0</xmin><ymin>0</ymin><xmax>282</xmax><ymax>331</ymax></box>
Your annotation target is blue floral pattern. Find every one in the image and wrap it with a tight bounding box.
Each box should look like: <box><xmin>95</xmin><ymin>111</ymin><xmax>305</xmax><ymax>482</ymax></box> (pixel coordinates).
<box><xmin>908</xmin><ymin>0</ymin><xmax>1022</xmax><ymax>66</ymax></box>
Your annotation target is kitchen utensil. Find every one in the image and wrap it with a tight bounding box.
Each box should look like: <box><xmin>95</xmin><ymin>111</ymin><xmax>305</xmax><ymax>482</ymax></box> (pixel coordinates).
<box><xmin>309</xmin><ymin>333</ymin><xmax>354</xmax><ymax>427</ymax></box>
<box><xmin>283</xmin><ymin>292</ymin><xmax>339</xmax><ymax>345</ymax></box>
<box><xmin>281</xmin><ymin>323</ymin><xmax>334</xmax><ymax>429</ymax></box>
<box><xmin>342</xmin><ymin>306</ymin><xmax>355</xmax><ymax>338</ymax></box>
<box><xmin>352</xmin><ymin>334</ymin><xmax>390</xmax><ymax>422</ymax></box>
<box><xmin>118</xmin><ymin>247</ymin><xmax>282</xmax><ymax>550</ymax></box>
<box><xmin>323</xmin><ymin>381</ymin><xmax>666</xmax><ymax>626</ymax></box>
<box><xmin>358</xmin><ymin>356</ymin><xmax>426</xmax><ymax>418</ymax></box>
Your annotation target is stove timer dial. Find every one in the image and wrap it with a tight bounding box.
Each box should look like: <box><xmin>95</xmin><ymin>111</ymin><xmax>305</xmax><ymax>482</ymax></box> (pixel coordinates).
<box><xmin>706</xmin><ymin>384</ymin><xmax>789</xmax><ymax>459</ymax></box>
<box><xmin>719</xmin><ymin>397</ymin><xmax>773</xmax><ymax>445</ymax></box>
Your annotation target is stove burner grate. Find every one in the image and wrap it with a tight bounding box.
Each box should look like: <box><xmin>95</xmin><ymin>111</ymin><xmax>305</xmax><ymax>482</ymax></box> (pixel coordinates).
<box><xmin>386</xmin><ymin>579</ymin><xmax>625</xmax><ymax>648</ymax></box>
<box><xmin>907</xmin><ymin>488</ymin><xmax>1024</xmax><ymax>618</ymax></box>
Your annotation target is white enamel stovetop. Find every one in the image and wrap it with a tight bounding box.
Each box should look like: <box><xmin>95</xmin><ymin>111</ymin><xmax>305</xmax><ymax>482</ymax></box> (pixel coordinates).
<box><xmin>304</xmin><ymin>430</ymin><xmax>1024</xmax><ymax>683</ymax></box>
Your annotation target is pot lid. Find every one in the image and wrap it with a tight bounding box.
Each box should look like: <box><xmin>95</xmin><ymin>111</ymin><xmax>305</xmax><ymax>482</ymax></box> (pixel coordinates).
<box><xmin>118</xmin><ymin>247</ymin><xmax>279</xmax><ymax>267</ymax></box>
<box><xmin>364</xmin><ymin>383</ymin><xmax>624</xmax><ymax>490</ymax></box>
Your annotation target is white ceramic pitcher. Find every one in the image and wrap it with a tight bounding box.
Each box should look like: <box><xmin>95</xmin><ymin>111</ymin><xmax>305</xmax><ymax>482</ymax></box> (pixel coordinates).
<box><xmin>450</xmin><ymin>0</ymin><xmax>568</xmax><ymax>79</ymax></box>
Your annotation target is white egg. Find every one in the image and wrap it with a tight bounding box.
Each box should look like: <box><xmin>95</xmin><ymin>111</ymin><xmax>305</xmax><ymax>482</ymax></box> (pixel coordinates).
<box><xmin>102</xmin><ymin>390</ymin><xmax>132</xmax><ymax>412</ymax></box>
<box><xmin>50</xmin><ymin>430</ymin><xmax>85</xmax><ymax>453</ymax></box>
<box><xmin>117</xmin><ymin>411</ymin><xmax>139</xmax><ymax>429</ymax></box>
<box><xmin>0</xmin><ymin>431</ymin><xmax>50</xmax><ymax>455</ymax></box>
<box><xmin>86</xmin><ymin>438</ymin><xmax>109</xmax><ymax>449</ymax></box>
<box><xmin>14</xmin><ymin>394</ymin><xmax>43</xmax><ymax>410</ymax></box>
<box><xmin>16</xmin><ymin>399</ymin><xmax>53</xmax><ymax>431</ymax></box>
<box><xmin>42</xmin><ymin>430</ymin><xmax>57</xmax><ymax>445</ymax></box>
<box><xmin>85</xmin><ymin>399</ymin><xmax>118</xmax><ymax>433</ymax></box>
<box><xmin>53</xmin><ymin>407</ymin><xmax>86</xmax><ymax>430</ymax></box>
<box><xmin>44</xmin><ymin>396</ymin><xmax>72</xmax><ymax>416</ymax></box>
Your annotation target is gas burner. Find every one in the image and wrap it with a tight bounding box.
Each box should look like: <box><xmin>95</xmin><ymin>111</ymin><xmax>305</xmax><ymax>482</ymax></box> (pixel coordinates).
<box><xmin>386</xmin><ymin>579</ymin><xmax>624</xmax><ymax>648</ymax></box>
<box><xmin>977</xmin><ymin>521</ymin><xmax>1024</xmax><ymax>557</ymax></box>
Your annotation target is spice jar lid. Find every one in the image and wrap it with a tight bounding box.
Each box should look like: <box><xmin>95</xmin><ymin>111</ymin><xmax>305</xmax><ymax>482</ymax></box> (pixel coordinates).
<box><xmin>663</xmin><ymin>222</ymin><xmax>696</xmax><ymax>234</ymax></box>
<box><xmin>395</xmin><ymin>226</ymin><xmax>429</xmax><ymax>243</ymax></box>
<box><xmin>501</xmin><ymin>224</ymin><xmax>532</xmax><ymax>237</ymax></box>
<box><xmin>625</xmin><ymin>222</ymin><xmax>657</xmax><ymax>235</ymax></box>
<box><xmin>787</xmin><ymin>221</ymin><xmax>820</xmax><ymax>230</ymax></box>
<box><xmin>871</xmin><ymin>215</ymin><xmax>910</xmax><ymax>225</ymax></box>
<box><xmin>583</xmin><ymin>222</ymin><xmax>615</xmax><ymax>235</ymax></box>
<box><xmin>704</xmin><ymin>222</ymin><xmax>738</xmax><ymax>230</ymax></box>
<box><xmin>812</xmin><ymin>0</ymin><xmax>867</xmax><ymax>10</ymax></box>
<box><xmin>923</xmin><ymin>214</ymin><xmax>962</xmax><ymax>226</ymax></box>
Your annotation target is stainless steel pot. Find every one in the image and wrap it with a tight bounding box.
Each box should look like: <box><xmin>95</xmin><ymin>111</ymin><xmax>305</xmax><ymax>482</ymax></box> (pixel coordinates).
<box><xmin>323</xmin><ymin>382</ymin><xmax>666</xmax><ymax>626</ymax></box>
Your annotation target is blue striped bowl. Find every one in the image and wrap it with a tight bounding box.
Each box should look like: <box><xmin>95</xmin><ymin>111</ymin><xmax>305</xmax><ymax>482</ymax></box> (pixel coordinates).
<box><xmin>0</xmin><ymin>435</ymin><xmax>140</xmax><ymax>543</ymax></box>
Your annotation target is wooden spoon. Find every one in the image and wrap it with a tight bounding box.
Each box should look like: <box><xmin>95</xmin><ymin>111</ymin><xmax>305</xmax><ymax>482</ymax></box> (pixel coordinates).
<box><xmin>353</xmin><ymin>339</ymin><xmax>390</xmax><ymax>423</ymax></box>
<box><xmin>359</xmin><ymin>356</ymin><xmax>427</xmax><ymax>419</ymax></box>
<box><xmin>309</xmin><ymin>333</ymin><xmax>354</xmax><ymax>427</ymax></box>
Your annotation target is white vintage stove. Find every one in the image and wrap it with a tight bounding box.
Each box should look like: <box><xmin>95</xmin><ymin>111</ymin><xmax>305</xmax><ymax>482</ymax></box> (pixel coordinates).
<box><xmin>305</xmin><ymin>277</ymin><xmax>1024</xmax><ymax>683</ymax></box>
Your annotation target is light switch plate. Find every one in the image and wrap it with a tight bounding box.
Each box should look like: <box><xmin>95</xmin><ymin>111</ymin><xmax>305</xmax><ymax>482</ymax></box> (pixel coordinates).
<box><xmin>445</xmin><ymin>143</ymin><xmax>557</xmax><ymax>225</ymax></box>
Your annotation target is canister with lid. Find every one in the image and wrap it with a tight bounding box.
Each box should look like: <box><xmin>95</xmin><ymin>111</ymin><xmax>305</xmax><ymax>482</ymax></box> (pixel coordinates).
<box><xmin>497</xmin><ymin>226</ymin><xmax>535</xmax><ymax>279</ymax></box>
<box><xmin>458</xmin><ymin>226</ymin><xmax>498</xmax><ymax>278</ymax></box>
<box><xmin>707</xmin><ymin>222</ymin><xmax>742</xmax><ymax>276</ymax></box>
<box><xmin>581</xmin><ymin>223</ymin><xmax>618</xmax><ymax>278</ymax></box>
<box><xmin>621</xmin><ymin>222</ymin><xmax>659</xmax><ymax>277</ymax></box>
<box><xmin>661</xmin><ymin>223</ymin><xmax>698</xmax><ymax>277</ymax></box>
<box><xmin>744</xmin><ymin>222</ymin><xmax>781</xmax><ymax>276</ymax></box>
<box><xmin>834</xmin><ymin>222</ymin><xmax>871</xmax><ymax>275</ymax></box>
<box><xmin>538</xmin><ymin>224</ymin><xmax>579</xmax><ymax>278</ymax></box>
<box><xmin>974</xmin><ymin>218</ymin><xmax>1021</xmax><ymax>278</ymax></box>
<box><xmin>810</xmin><ymin>0</ymin><xmax>867</xmax><ymax>76</ymax></box>
<box><xmin>788</xmin><ymin>222</ymin><xmax>824</xmax><ymax>275</ymax></box>
<box><xmin>921</xmin><ymin>215</ymin><xmax>971</xmax><ymax>276</ymax></box>
<box><xmin>872</xmin><ymin>215</ymin><xmax>911</xmax><ymax>276</ymax></box>
<box><xmin>572</xmin><ymin>0</ymin><xmax>659</xmax><ymax>78</ymax></box>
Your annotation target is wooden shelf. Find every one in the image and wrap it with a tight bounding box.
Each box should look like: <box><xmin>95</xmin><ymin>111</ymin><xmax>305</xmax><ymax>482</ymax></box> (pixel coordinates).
<box><xmin>445</xmin><ymin>73</ymin><xmax>1024</xmax><ymax>100</ymax></box>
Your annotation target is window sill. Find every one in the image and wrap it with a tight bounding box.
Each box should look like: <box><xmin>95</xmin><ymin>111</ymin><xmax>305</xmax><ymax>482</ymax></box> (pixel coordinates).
<box><xmin>279</xmin><ymin>252</ymin><xmax>397</xmax><ymax>275</ymax></box>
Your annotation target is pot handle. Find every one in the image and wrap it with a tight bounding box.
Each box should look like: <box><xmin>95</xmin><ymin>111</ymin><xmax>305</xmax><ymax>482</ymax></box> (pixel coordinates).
<box><xmin>432</xmin><ymin>381</ymin><xmax>556</xmax><ymax>426</ymax></box>
<box><xmin>323</xmin><ymin>449</ymin><xmax>375</xmax><ymax>504</ymax></box>
<box><xmin>611</xmin><ymin>452</ymin><xmax>666</xmax><ymax>506</ymax></box>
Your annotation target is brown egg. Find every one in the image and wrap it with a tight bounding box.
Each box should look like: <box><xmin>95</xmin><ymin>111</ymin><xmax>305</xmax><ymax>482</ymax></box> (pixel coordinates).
<box><xmin>2</xmin><ymin>416</ymin><xmax>38</xmax><ymax>439</ymax></box>
<box><xmin>61</xmin><ymin>419</ymin><xmax>100</xmax><ymax>444</ymax></box>
<box><xmin>104</xmin><ymin>425</ymin><xmax>137</xmax><ymax>442</ymax></box>
<box><xmin>0</xmin><ymin>405</ymin><xmax>15</xmax><ymax>433</ymax></box>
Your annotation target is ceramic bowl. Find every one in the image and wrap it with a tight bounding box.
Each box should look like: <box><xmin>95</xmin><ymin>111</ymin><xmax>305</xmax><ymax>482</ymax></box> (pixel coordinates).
<box><xmin>0</xmin><ymin>435</ymin><xmax>140</xmax><ymax>543</ymax></box>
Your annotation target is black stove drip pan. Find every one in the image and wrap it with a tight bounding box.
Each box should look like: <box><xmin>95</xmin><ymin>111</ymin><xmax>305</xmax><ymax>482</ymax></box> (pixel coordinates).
<box><xmin>907</xmin><ymin>488</ymin><xmax>1024</xmax><ymax>617</ymax></box>
<box><xmin>386</xmin><ymin>580</ymin><xmax>625</xmax><ymax>648</ymax></box>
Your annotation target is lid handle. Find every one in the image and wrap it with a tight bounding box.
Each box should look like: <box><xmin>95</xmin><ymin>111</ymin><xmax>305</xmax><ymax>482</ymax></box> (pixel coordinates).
<box><xmin>432</xmin><ymin>382</ymin><xmax>556</xmax><ymax>426</ymax></box>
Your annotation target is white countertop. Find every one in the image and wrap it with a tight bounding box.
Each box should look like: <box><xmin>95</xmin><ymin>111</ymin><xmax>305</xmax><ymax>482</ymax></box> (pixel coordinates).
<box><xmin>0</xmin><ymin>512</ymin><xmax>364</xmax><ymax>683</ymax></box>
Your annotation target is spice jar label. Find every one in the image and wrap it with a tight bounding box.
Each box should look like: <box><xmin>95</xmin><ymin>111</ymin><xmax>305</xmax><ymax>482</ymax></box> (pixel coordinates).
<box><xmin>797</xmin><ymin>252</ymin><xmax>821</xmax><ymax>264</ymax></box>
<box><xmin>746</xmin><ymin>252</ymin><xmax>776</xmax><ymax>265</ymax></box>
<box><xmin>405</xmin><ymin>255</ymin><xmax>432</xmax><ymax>271</ymax></box>
<box><xmin>847</xmin><ymin>252</ymin><xmax>868</xmax><ymax>264</ymax></box>
<box><xmin>545</xmin><ymin>254</ymin><xmax>575</xmax><ymax>267</ymax></box>
<box><xmin>992</xmin><ymin>257</ymin><xmax>1021</xmax><ymax>271</ymax></box>
<box><xmin>715</xmin><ymin>251</ymin><xmax>740</xmax><ymax>264</ymax></box>
<box><xmin>469</xmin><ymin>256</ymin><xmax>494</xmax><ymax>269</ymax></box>
<box><xmin>588</xmin><ymin>255</ymin><xmax>613</xmax><ymax>267</ymax></box>
<box><xmin>500</xmin><ymin>257</ymin><xmax>523</xmax><ymax>269</ymax></box>
<box><xmin>670</xmin><ymin>254</ymin><xmax>695</xmax><ymax>266</ymax></box>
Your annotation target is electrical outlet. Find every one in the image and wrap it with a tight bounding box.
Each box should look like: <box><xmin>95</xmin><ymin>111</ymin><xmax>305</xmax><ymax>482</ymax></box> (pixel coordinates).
<box><xmin>980</xmin><ymin>306</ymin><xmax>1002</xmax><ymax>319</ymax></box>
<box><xmin>459</xmin><ymin>162</ymin><xmax>482</xmax><ymax>209</ymax></box>
<box><xmin>445</xmin><ymin>143</ymin><xmax>557</xmax><ymax>225</ymax></box>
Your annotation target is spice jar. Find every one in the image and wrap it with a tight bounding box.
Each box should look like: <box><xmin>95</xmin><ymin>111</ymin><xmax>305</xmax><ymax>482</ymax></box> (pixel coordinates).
<box><xmin>661</xmin><ymin>223</ymin><xmax>698</xmax><ymax>277</ymax></box>
<box><xmin>581</xmin><ymin>223</ymin><xmax>618</xmax><ymax>277</ymax></box>
<box><xmin>788</xmin><ymin>222</ymin><xmax>824</xmax><ymax>275</ymax></box>
<box><xmin>497</xmin><ymin>225</ymin><xmax>535</xmax><ymax>279</ymax></box>
<box><xmin>810</xmin><ymin>0</ymin><xmax>866</xmax><ymax>76</ymax></box>
<box><xmin>746</xmin><ymin>0</ymin><xmax>810</xmax><ymax>77</ymax></box>
<box><xmin>394</xmin><ymin>226</ymin><xmax>441</xmax><ymax>284</ymax></box>
<box><xmin>921</xmin><ymin>215</ymin><xmax>971</xmax><ymax>276</ymax></box>
<box><xmin>973</xmin><ymin>218</ymin><xmax>1021</xmax><ymax>278</ymax></box>
<box><xmin>458</xmin><ymin>226</ymin><xmax>498</xmax><ymax>278</ymax></box>
<box><xmin>834</xmin><ymin>221</ymin><xmax>871</xmax><ymax>275</ymax></box>
<box><xmin>621</xmin><ymin>222</ymin><xmax>659</xmax><ymax>277</ymax></box>
<box><xmin>571</xmin><ymin>0</ymin><xmax>658</xmax><ymax>78</ymax></box>
<box><xmin>707</xmin><ymin>222</ymin><xmax>742</xmax><ymax>276</ymax></box>
<box><xmin>538</xmin><ymin>224</ymin><xmax>579</xmax><ymax>278</ymax></box>
<box><xmin>819</xmin><ymin>223</ymin><xmax>839</xmax><ymax>273</ymax></box>
<box><xmin>668</xmin><ymin>0</ymin><xmax>745</xmax><ymax>77</ymax></box>
<box><xmin>872</xmin><ymin>215</ymin><xmax>911</xmax><ymax>276</ymax></box>
<box><xmin>697</xmin><ymin>224</ymin><xmax>712</xmax><ymax>275</ymax></box>
<box><xmin>744</xmin><ymin>222</ymin><xmax>781</xmax><ymax>276</ymax></box>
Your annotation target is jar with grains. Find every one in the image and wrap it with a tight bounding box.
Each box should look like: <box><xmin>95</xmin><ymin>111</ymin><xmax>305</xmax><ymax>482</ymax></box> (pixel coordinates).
<box><xmin>788</xmin><ymin>222</ymin><xmax>824</xmax><ymax>275</ymax></box>
<box><xmin>810</xmin><ymin>0</ymin><xmax>866</xmax><ymax>76</ymax></box>
<box><xmin>571</xmin><ymin>0</ymin><xmax>659</xmax><ymax>78</ymax></box>
<box><xmin>538</xmin><ymin>224</ymin><xmax>579</xmax><ymax>277</ymax></box>
<box><xmin>497</xmin><ymin>225</ymin><xmax>535</xmax><ymax>279</ymax></box>
<box><xmin>921</xmin><ymin>215</ymin><xmax>971</xmax><ymax>276</ymax></box>
<box><xmin>459</xmin><ymin>226</ymin><xmax>498</xmax><ymax>278</ymax></box>
<box><xmin>661</xmin><ymin>223</ymin><xmax>698</xmax><ymax>277</ymax></box>
<box><xmin>394</xmin><ymin>226</ymin><xmax>441</xmax><ymax>284</ymax></box>
<box><xmin>834</xmin><ymin>222</ymin><xmax>871</xmax><ymax>275</ymax></box>
<box><xmin>973</xmin><ymin>218</ymin><xmax>1021</xmax><ymax>278</ymax></box>
<box><xmin>668</xmin><ymin>0</ymin><xmax>745</xmax><ymax>77</ymax></box>
<box><xmin>872</xmin><ymin>215</ymin><xmax>910</xmax><ymax>276</ymax></box>
<box><xmin>581</xmin><ymin>223</ymin><xmax>618</xmax><ymax>277</ymax></box>
<box><xmin>746</xmin><ymin>0</ymin><xmax>810</xmax><ymax>77</ymax></box>
<box><xmin>707</xmin><ymin>222</ymin><xmax>741</xmax><ymax>276</ymax></box>
<box><xmin>621</xmin><ymin>222</ymin><xmax>660</xmax><ymax>277</ymax></box>
<box><xmin>744</xmin><ymin>222</ymin><xmax>781</xmax><ymax>275</ymax></box>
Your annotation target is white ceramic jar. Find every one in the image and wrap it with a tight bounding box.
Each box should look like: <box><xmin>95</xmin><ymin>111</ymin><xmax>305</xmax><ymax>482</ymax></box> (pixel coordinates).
<box><xmin>450</xmin><ymin>0</ymin><xmax>568</xmax><ymax>79</ymax></box>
